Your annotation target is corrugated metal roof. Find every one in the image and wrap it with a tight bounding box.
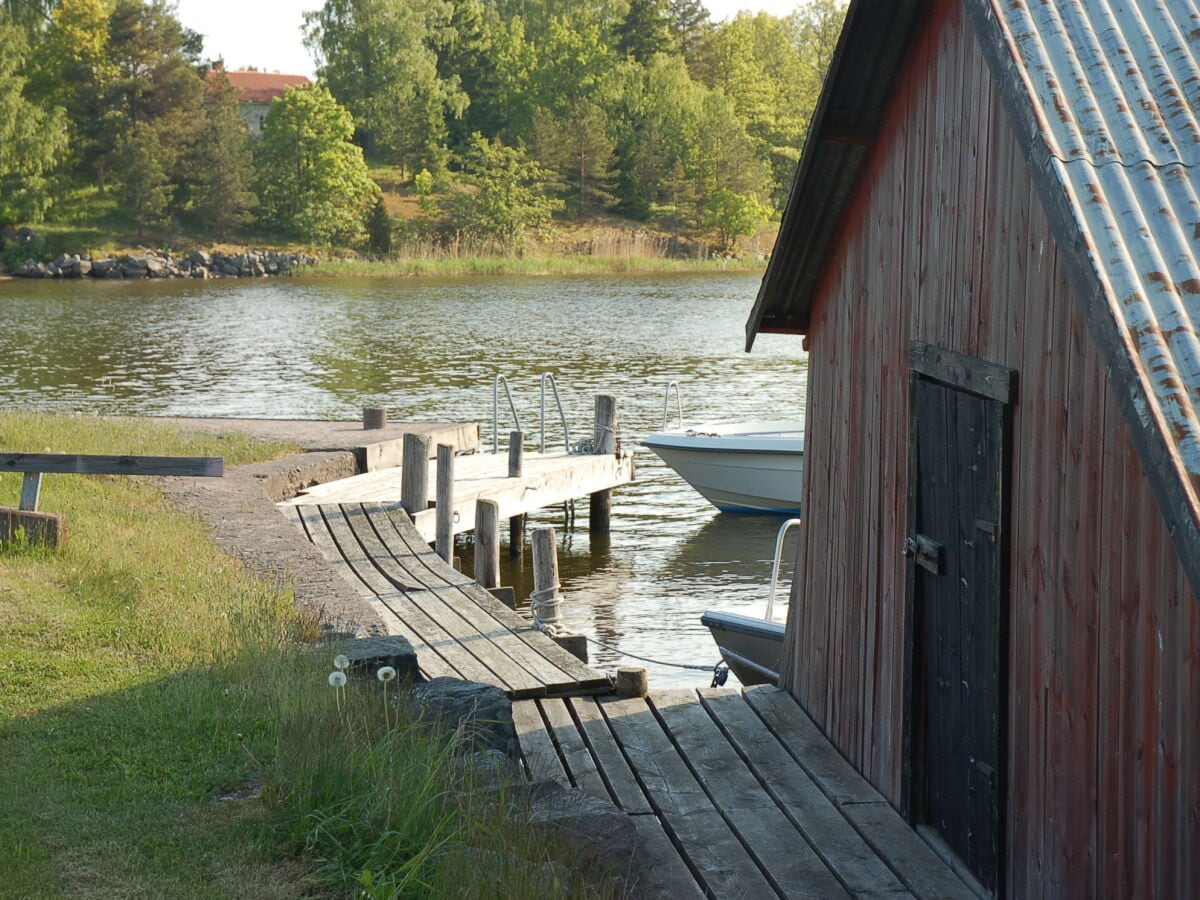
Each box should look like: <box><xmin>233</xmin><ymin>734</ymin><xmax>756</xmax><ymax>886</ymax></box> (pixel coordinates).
<box><xmin>994</xmin><ymin>0</ymin><xmax>1200</xmax><ymax>493</ymax></box>
<box><xmin>748</xmin><ymin>0</ymin><xmax>1200</xmax><ymax>595</ymax></box>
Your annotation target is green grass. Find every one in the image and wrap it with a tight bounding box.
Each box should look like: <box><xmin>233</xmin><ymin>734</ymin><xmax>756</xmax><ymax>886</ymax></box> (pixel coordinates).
<box><xmin>0</xmin><ymin>413</ymin><xmax>612</xmax><ymax>899</ymax></box>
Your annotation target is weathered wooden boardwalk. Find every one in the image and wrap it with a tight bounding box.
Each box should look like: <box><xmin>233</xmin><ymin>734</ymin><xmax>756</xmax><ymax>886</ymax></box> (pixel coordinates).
<box><xmin>283</xmin><ymin>501</ymin><xmax>611</xmax><ymax>698</ymax></box>
<box><xmin>281</xmin><ymin>449</ymin><xmax>634</xmax><ymax>542</ymax></box>
<box><xmin>515</xmin><ymin>685</ymin><xmax>977</xmax><ymax>899</ymax></box>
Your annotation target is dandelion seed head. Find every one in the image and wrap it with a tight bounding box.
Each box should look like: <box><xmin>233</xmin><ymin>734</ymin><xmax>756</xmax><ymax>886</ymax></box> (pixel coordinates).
<box><xmin>376</xmin><ymin>666</ymin><xmax>396</xmax><ymax>682</ymax></box>
<box><xmin>333</xmin><ymin>654</ymin><xmax>350</xmax><ymax>671</ymax></box>
<box><xmin>328</xmin><ymin>671</ymin><xmax>348</xmax><ymax>687</ymax></box>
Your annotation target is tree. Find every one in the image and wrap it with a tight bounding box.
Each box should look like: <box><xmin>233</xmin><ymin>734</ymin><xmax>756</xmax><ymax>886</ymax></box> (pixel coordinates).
<box><xmin>304</xmin><ymin>0</ymin><xmax>467</xmax><ymax>174</ymax></box>
<box><xmin>189</xmin><ymin>73</ymin><xmax>256</xmax><ymax>240</ymax></box>
<box><xmin>254</xmin><ymin>84</ymin><xmax>379</xmax><ymax>246</ymax></box>
<box><xmin>441</xmin><ymin>133</ymin><xmax>561</xmax><ymax>248</ymax></box>
<box><xmin>111</xmin><ymin>121</ymin><xmax>172</xmax><ymax>240</ymax></box>
<box><xmin>0</xmin><ymin>11</ymin><xmax>67</xmax><ymax>224</ymax></box>
<box><xmin>667</xmin><ymin>0</ymin><xmax>710</xmax><ymax>67</ymax></box>
<box><xmin>703</xmin><ymin>187</ymin><xmax>771</xmax><ymax>248</ymax></box>
<box><xmin>616</xmin><ymin>0</ymin><xmax>673</xmax><ymax>64</ymax></box>
<box><xmin>533</xmin><ymin>98</ymin><xmax>616</xmax><ymax>216</ymax></box>
<box><xmin>77</xmin><ymin>0</ymin><xmax>204</xmax><ymax>190</ymax></box>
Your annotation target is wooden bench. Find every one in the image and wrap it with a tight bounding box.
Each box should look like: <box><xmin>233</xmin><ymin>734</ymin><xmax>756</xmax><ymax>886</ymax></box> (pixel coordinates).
<box><xmin>1</xmin><ymin>453</ymin><xmax>224</xmax><ymax>546</ymax></box>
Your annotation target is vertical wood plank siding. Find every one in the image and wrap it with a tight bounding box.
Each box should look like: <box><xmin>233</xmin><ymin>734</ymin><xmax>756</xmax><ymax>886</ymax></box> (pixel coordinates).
<box><xmin>782</xmin><ymin>1</ymin><xmax>1200</xmax><ymax>894</ymax></box>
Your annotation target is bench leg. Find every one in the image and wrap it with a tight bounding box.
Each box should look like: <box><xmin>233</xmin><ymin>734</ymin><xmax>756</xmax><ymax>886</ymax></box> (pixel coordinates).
<box><xmin>19</xmin><ymin>473</ymin><xmax>42</xmax><ymax>511</ymax></box>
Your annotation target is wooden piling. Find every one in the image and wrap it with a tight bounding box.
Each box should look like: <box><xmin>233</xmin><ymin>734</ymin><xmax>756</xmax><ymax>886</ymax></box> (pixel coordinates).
<box><xmin>435</xmin><ymin>443</ymin><xmax>454</xmax><ymax>564</ymax></box>
<box><xmin>508</xmin><ymin>431</ymin><xmax>524</xmax><ymax>477</ymax></box>
<box><xmin>363</xmin><ymin>407</ymin><xmax>387</xmax><ymax>430</ymax></box>
<box><xmin>510</xmin><ymin>514</ymin><xmax>525</xmax><ymax>557</ymax></box>
<box><xmin>590</xmin><ymin>394</ymin><xmax>617</xmax><ymax>533</ymax></box>
<box><xmin>401</xmin><ymin>433</ymin><xmax>431</xmax><ymax>515</ymax></box>
<box><xmin>615</xmin><ymin>667</ymin><xmax>648</xmax><ymax>698</ymax></box>
<box><xmin>530</xmin><ymin>525</ymin><xmax>560</xmax><ymax>629</ymax></box>
<box><xmin>475</xmin><ymin>498</ymin><xmax>501</xmax><ymax>590</ymax></box>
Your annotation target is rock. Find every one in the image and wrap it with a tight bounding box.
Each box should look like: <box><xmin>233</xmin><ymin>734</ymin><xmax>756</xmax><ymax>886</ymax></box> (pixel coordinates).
<box><xmin>339</xmin><ymin>634</ymin><xmax>419</xmax><ymax>682</ymax></box>
<box><xmin>145</xmin><ymin>257</ymin><xmax>169</xmax><ymax>277</ymax></box>
<box><xmin>189</xmin><ymin>250</ymin><xmax>211</xmax><ymax>267</ymax></box>
<box><xmin>409</xmin><ymin>678</ymin><xmax>518</xmax><ymax>758</ymax></box>
<box><xmin>221</xmin><ymin>262</ymin><xmax>239</xmax><ymax>277</ymax></box>
<box><xmin>91</xmin><ymin>258</ymin><xmax>117</xmax><ymax>276</ymax></box>
<box><xmin>524</xmin><ymin>780</ymin><xmax>642</xmax><ymax>891</ymax></box>
<box><xmin>191</xmin><ymin>265</ymin><xmax>209</xmax><ymax>279</ymax></box>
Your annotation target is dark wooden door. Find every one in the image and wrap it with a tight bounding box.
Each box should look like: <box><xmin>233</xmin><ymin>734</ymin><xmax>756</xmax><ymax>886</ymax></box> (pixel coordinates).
<box><xmin>907</xmin><ymin>345</ymin><xmax>1012</xmax><ymax>896</ymax></box>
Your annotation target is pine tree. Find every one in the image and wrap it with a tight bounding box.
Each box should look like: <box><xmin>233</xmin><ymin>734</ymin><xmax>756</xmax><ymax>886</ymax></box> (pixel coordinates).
<box><xmin>190</xmin><ymin>74</ymin><xmax>256</xmax><ymax>240</ymax></box>
<box><xmin>112</xmin><ymin>121</ymin><xmax>173</xmax><ymax>240</ymax></box>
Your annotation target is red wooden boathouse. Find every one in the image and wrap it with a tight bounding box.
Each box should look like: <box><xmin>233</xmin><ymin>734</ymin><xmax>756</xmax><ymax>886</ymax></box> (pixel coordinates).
<box><xmin>748</xmin><ymin>0</ymin><xmax>1200</xmax><ymax>896</ymax></box>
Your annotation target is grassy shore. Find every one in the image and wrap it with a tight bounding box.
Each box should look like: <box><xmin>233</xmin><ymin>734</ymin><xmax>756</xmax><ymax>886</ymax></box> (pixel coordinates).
<box><xmin>0</xmin><ymin>413</ymin><xmax>610</xmax><ymax>898</ymax></box>
<box><xmin>304</xmin><ymin>253</ymin><xmax>765</xmax><ymax>279</ymax></box>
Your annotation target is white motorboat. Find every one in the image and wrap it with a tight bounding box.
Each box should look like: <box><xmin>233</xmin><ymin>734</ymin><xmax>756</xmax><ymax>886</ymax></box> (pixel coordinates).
<box><xmin>701</xmin><ymin>518</ymin><xmax>800</xmax><ymax>686</ymax></box>
<box><xmin>642</xmin><ymin>419</ymin><xmax>805</xmax><ymax>513</ymax></box>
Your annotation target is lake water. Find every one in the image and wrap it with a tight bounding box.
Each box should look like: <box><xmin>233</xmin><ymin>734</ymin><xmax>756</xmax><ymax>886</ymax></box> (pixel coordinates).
<box><xmin>0</xmin><ymin>273</ymin><xmax>808</xmax><ymax>685</ymax></box>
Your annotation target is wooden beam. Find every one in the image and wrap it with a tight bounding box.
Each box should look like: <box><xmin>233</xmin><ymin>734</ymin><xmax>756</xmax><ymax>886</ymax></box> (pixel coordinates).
<box><xmin>1</xmin><ymin>454</ymin><xmax>224</xmax><ymax>477</ymax></box>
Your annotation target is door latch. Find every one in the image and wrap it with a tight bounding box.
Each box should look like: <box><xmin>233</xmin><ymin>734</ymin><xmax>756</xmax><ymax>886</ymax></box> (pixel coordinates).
<box><xmin>904</xmin><ymin>534</ymin><xmax>944</xmax><ymax>575</ymax></box>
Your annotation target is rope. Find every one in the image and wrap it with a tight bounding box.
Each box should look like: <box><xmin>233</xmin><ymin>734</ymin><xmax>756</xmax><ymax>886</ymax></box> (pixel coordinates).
<box><xmin>584</xmin><ymin>635</ymin><xmax>717</xmax><ymax>672</ymax></box>
<box><xmin>529</xmin><ymin>584</ymin><xmax>565</xmax><ymax>635</ymax></box>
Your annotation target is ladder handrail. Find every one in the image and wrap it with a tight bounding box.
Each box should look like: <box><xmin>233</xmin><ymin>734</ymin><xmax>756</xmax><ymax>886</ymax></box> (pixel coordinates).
<box><xmin>765</xmin><ymin>517</ymin><xmax>803</xmax><ymax>622</ymax></box>
<box><xmin>492</xmin><ymin>375</ymin><xmax>522</xmax><ymax>454</ymax></box>
<box><xmin>663</xmin><ymin>380</ymin><xmax>684</xmax><ymax>430</ymax></box>
<box><xmin>540</xmin><ymin>373</ymin><xmax>571</xmax><ymax>453</ymax></box>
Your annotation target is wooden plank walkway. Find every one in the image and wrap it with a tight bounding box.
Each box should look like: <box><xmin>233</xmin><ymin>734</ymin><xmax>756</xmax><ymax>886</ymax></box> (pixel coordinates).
<box><xmin>515</xmin><ymin>685</ymin><xmax>979</xmax><ymax>899</ymax></box>
<box><xmin>281</xmin><ymin>449</ymin><xmax>634</xmax><ymax>543</ymax></box>
<box><xmin>283</xmin><ymin>501</ymin><xmax>611</xmax><ymax>699</ymax></box>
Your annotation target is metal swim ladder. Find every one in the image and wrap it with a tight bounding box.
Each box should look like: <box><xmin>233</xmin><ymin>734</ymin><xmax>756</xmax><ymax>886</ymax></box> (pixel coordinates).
<box><xmin>662</xmin><ymin>380</ymin><xmax>684</xmax><ymax>429</ymax></box>
<box><xmin>765</xmin><ymin>517</ymin><xmax>803</xmax><ymax>622</ymax></box>
<box><xmin>491</xmin><ymin>373</ymin><xmax>572</xmax><ymax>454</ymax></box>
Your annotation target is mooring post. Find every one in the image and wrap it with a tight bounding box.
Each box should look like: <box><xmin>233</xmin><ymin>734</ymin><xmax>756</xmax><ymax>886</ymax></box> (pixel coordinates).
<box><xmin>401</xmin><ymin>433</ymin><xmax>432</xmax><ymax>515</ymax></box>
<box><xmin>475</xmin><ymin>498</ymin><xmax>500</xmax><ymax>590</ymax></box>
<box><xmin>615</xmin><ymin>667</ymin><xmax>648</xmax><ymax>698</ymax></box>
<box><xmin>508</xmin><ymin>430</ymin><xmax>524</xmax><ymax>477</ymax></box>
<box><xmin>530</xmin><ymin>525</ymin><xmax>560</xmax><ymax>627</ymax></box>
<box><xmin>589</xmin><ymin>394</ymin><xmax>617</xmax><ymax>533</ymax></box>
<box><xmin>363</xmin><ymin>406</ymin><xmax>387</xmax><ymax>430</ymax></box>
<box><xmin>435</xmin><ymin>443</ymin><xmax>455</xmax><ymax>564</ymax></box>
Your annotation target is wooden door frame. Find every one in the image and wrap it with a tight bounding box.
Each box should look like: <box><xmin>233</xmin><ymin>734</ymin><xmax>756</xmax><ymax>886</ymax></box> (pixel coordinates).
<box><xmin>900</xmin><ymin>341</ymin><xmax>1017</xmax><ymax>892</ymax></box>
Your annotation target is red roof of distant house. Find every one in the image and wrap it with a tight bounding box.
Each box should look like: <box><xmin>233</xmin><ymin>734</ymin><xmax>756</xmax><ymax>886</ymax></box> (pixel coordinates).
<box><xmin>210</xmin><ymin>70</ymin><xmax>311</xmax><ymax>103</ymax></box>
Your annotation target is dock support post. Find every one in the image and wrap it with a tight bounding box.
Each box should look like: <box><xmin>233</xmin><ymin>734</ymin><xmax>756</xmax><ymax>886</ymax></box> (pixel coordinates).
<box><xmin>509</xmin><ymin>514</ymin><xmax>525</xmax><ymax>557</ymax></box>
<box><xmin>507</xmin><ymin>431</ymin><xmax>526</xmax><ymax>556</ymax></box>
<box><xmin>475</xmin><ymin>498</ymin><xmax>500</xmax><ymax>590</ymax></box>
<box><xmin>589</xmin><ymin>394</ymin><xmax>617</xmax><ymax>533</ymax></box>
<box><xmin>435</xmin><ymin>443</ymin><xmax>454</xmax><ymax>564</ymax></box>
<box><xmin>401</xmin><ymin>433</ymin><xmax>431</xmax><ymax>515</ymax></box>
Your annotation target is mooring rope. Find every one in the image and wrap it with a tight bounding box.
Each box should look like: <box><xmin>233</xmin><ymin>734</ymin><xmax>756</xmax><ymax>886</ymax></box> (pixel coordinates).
<box><xmin>583</xmin><ymin>635</ymin><xmax>717</xmax><ymax>672</ymax></box>
<box><xmin>529</xmin><ymin>583</ymin><xmax>565</xmax><ymax>635</ymax></box>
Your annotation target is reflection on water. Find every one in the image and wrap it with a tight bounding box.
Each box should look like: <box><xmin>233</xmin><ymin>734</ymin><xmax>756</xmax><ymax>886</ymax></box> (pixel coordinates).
<box><xmin>0</xmin><ymin>273</ymin><xmax>807</xmax><ymax>685</ymax></box>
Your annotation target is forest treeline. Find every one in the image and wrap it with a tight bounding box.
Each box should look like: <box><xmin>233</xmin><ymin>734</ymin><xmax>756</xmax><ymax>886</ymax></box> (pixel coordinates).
<box><xmin>0</xmin><ymin>0</ymin><xmax>846</xmax><ymax>256</ymax></box>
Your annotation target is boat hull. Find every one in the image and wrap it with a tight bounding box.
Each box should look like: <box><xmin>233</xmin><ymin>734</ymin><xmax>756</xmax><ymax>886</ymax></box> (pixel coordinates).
<box><xmin>700</xmin><ymin>609</ymin><xmax>786</xmax><ymax>686</ymax></box>
<box><xmin>642</xmin><ymin>421</ymin><xmax>804</xmax><ymax>514</ymax></box>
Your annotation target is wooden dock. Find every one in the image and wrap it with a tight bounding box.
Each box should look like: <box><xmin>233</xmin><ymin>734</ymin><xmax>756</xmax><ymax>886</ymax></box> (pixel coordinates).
<box><xmin>284</xmin><ymin>501</ymin><xmax>611</xmax><ymax>698</ymax></box>
<box><xmin>281</xmin><ymin>448</ymin><xmax>634</xmax><ymax>543</ymax></box>
<box><xmin>515</xmin><ymin>685</ymin><xmax>978</xmax><ymax>899</ymax></box>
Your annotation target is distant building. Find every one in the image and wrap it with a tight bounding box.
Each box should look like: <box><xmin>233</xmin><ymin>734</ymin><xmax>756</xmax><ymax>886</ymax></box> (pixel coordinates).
<box><xmin>208</xmin><ymin>65</ymin><xmax>311</xmax><ymax>136</ymax></box>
